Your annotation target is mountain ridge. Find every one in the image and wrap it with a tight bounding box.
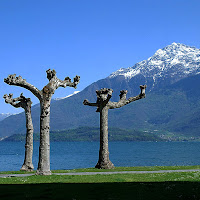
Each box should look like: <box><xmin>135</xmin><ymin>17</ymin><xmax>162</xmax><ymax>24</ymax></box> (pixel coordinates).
<box><xmin>0</xmin><ymin>43</ymin><xmax>200</xmax><ymax>138</ymax></box>
<box><xmin>0</xmin><ymin>113</ymin><xmax>14</xmax><ymax>121</ymax></box>
<box><xmin>109</xmin><ymin>42</ymin><xmax>200</xmax><ymax>91</ymax></box>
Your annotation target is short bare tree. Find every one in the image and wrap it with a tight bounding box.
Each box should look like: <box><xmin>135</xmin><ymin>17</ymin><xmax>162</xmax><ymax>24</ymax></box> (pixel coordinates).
<box><xmin>83</xmin><ymin>85</ymin><xmax>147</xmax><ymax>169</ymax></box>
<box><xmin>3</xmin><ymin>93</ymin><xmax>34</xmax><ymax>171</ymax></box>
<box><xmin>4</xmin><ymin>69</ymin><xmax>80</xmax><ymax>175</ymax></box>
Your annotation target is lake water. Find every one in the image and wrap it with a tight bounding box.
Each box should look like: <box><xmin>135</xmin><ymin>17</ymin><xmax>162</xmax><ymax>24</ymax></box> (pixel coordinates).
<box><xmin>0</xmin><ymin>141</ymin><xmax>200</xmax><ymax>171</ymax></box>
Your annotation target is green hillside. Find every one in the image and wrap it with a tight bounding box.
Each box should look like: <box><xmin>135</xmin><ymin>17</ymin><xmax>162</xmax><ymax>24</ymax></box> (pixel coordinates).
<box><xmin>1</xmin><ymin>74</ymin><xmax>200</xmax><ymax>138</ymax></box>
<box><xmin>2</xmin><ymin>127</ymin><xmax>165</xmax><ymax>142</ymax></box>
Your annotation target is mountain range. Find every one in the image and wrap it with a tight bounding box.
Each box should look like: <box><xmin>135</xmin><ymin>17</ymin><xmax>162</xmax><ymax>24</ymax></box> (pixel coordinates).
<box><xmin>0</xmin><ymin>42</ymin><xmax>200</xmax><ymax>139</ymax></box>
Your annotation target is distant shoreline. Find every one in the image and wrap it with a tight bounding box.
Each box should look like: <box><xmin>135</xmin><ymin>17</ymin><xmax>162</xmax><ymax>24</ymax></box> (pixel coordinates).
<box><xmin>1</xmin><ymin>126</ymin><xmax>200</xmax><ymax>142</ymax></box>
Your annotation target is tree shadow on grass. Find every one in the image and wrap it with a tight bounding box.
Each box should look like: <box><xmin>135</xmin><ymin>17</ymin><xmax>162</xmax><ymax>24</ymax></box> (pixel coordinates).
<box><xmin>0</xmin><ymin>182</ymin><xmax>200</xmax><ymax>200</ymax></box>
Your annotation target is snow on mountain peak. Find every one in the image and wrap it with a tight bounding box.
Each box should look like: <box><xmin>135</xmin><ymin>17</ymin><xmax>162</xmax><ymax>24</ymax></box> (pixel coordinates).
<box><xmin>109</xmin><ymin>43</ymin><xmax>200</xmax><ymax>81</ymax></box>
<box><xmin>54</xmin><ymin>91</ymin><xmax>80</xmax><ymax>101</ymax></box>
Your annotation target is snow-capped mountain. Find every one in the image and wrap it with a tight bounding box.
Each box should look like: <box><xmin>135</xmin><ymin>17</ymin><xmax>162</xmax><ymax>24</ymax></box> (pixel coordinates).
<box><xmin>1</xmin><ymin>42</ymin><xmax>200</xmax><ymax>138</ymax></box>
<box><xmin>109</xmin><ymin>42</ymin><xmax>200</xmax><ymax>90</ymax></box>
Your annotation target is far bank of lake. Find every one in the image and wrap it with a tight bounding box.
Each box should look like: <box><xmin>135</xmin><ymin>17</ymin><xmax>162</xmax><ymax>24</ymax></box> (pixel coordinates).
<box><xmin>1</xmin><ymin>141</ymin><xmax>200</xmax><ymax>171</ymax></box>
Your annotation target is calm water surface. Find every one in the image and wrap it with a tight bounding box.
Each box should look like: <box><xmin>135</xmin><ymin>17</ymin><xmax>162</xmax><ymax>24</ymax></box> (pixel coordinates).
<box><xmin>0</xmin><ymin>141</ymin><xmax>200</xmax><ymax>171</ymax></box>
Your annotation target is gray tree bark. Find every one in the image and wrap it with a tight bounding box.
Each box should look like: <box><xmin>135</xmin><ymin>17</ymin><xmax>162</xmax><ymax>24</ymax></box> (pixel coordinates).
<box><xmin>83</xmin><ymin>85</ymin><xmax>147</xmax><ymax>169</ymax></box>
<box><xmin>4</xmin><ymin>69</ymin><xmax>80</xmax><ymax>175</ymax></box>
<box><xmin>96</xmin><ymin>106</ymin><xmax>114</xmax><ymax>169</ymax></box>
<box><xmin>3</xmin><ymin>93</ymin><xmax>34</xmax><ymax>171</ymax></box>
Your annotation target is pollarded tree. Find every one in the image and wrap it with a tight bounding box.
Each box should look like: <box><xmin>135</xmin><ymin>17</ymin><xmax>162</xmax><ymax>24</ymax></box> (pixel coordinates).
<box><xmin>83</xmin><ymin>85</ymin><xmax>147</xmax><ymax>169</ymax></box>
<box><xmin>3</xmin><ymin>93</ymin><xmax>34</xmax><ymax>171</ymax></box>
<box><xmin>4</xmin><ymin>69</ymin><xmax>80</xmax><ymax>175</ymax></box>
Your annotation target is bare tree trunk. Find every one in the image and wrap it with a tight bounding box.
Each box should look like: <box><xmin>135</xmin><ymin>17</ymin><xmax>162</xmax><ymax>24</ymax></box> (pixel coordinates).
<box><xmin>36</xmin><ymin>100</ymin><xmax>51</xmax><ymax>175</ymax></box>
<box><xmin>20</xmin><ymin>105</ymin><xmax>34</xmax><ymax>171</ymax></box>
<box><xmin>95</xmin><ymin>107</ymin><xmax>114</xmax><ymax>169</ymax></box>
<box><xmin>3</xmin><ymin>93</ymin><xmax>34</xmax><ymax>171</ymax></box>
<box><xmin>5</xmin><ymin>70</ymin><xmax>80</xmax><ymax>175</ymax></box>
<box><xmin>83</xmin><ymin>86</ymin><xmax>146</xmax><ymax>169</ymax></box>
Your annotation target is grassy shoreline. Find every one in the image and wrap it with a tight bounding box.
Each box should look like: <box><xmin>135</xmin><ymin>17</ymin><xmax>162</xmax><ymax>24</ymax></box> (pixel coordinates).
<box><xmin>1</xmin><ymin>166</ymin><xmax>200</xmax><ymax>199</ymax></box>
<box><xmin>1</xmin><ymin>165</ymin><xmax>200</xmax><ymax>175</ymax></box>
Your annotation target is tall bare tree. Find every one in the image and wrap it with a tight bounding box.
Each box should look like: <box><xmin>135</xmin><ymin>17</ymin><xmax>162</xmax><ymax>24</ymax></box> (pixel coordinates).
<box><xmin>3</xmin><ymin>93</ymin><xmax>34</xmax><ymax>171</ymax></box>
<box><xmin>4</xmin><ymin>69</ymin><xmax>80</xmax><ymax>175</ymax></box>
<box><xmin>83</xmin><ymin>85</ymin><xmax>146</xmax><ymax>169</ymax></box>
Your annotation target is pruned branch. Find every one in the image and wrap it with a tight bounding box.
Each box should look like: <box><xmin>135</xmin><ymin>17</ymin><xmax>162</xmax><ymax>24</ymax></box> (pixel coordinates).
<box><xmin>83</xmin><ymin>99</ymin><xmax>98</xmax><ymax>106</ymax></box>
<box><xmin>3</xmin><ymin>93</ymin><xmax>32</xmax><ymax>109</ymax></box>
<box><xmin>96</xmin><ymin>88</ymin><xmax>113</xmax><ymax>104</ymax></box>
<box><xmin>108</xmin><ymin>85</ymin><xmax>147</xmax><ymax>109</ymax></box>
<box><xmin>59</xmin><ymin>75</ymin><xmax>80</xmax><ymax>88</ymax></box>
<box><xmin>139</xmin><ymin>85</ymin><xmax>147</xmax><ymax>97</ymax></box>
<box><xmin>106</xmin><ymin>89</ymin><xmax>113</xmax><ymax>102</ymax></box>
<box><xmin>83</xmin><ymin>88</ymin><xmax>113</xmax><ymax>112</ymax></box>
<box><xmin>46</xmin><ymin>69</ymin><xmax>56</xmax><ymax>81</ymax></box>
<box><xmin>46</xmin><ymin>69</ymin><xmax>80</xmax><ymax>89</ymax></box>
<box><xmin>119</xmin><ymin>90</ymin><xmax>128</xmax><ymax>100</ymax></box>
<box><xmin>3</xmin><ymin>93</ymin><xmax>20</xmax><ymax>108</ymax></box>
<box><xmin>4</xmin><ymin>74</ymin><xmax>42</xmax><ymax>100</ymax></box>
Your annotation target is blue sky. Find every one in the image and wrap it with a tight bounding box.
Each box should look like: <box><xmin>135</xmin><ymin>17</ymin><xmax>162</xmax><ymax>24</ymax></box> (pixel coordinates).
<box><xmin>0</xmin><ymin>0</ymin><xmax>200</xmax><ymax>113</ymax></box>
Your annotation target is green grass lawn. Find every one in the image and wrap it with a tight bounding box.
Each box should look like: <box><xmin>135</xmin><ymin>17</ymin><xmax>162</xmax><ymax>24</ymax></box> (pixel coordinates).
<box><xmin>52</xmin><ymin>165</ymin><xmax>200</xmax><ymax>173</ymax></box>
<box><xmin>0</xmin><ymin>166</ymin><xmax>200</xmax><ymax>199</ymax></box>
<box><xmin>1</xmin><ymin>171</ymin><xmax>200</xmax><ymax>184</ymax></box>
<box><xmin>1</xmin><ymin>165</ymin><xmax>200</xmax><ymax>174</ymax></box>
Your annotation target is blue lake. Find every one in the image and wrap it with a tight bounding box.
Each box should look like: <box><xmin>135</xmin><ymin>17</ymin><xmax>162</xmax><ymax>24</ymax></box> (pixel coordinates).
<box><xmin>1</xmin><ymin>141</ymin><xmax>200</xmax><ymax>171</ymax></box>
